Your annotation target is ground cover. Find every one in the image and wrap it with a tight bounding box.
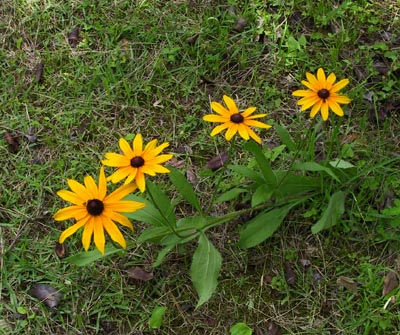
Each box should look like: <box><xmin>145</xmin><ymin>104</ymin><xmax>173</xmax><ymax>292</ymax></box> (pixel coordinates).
<box><xmin>1</xmin><ymin>0</ymin><xmax>400</xmax><ymax>334</ymax></box>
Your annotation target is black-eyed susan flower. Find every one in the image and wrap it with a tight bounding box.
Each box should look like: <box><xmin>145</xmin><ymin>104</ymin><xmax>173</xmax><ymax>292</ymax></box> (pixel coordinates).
<box><xmin>203</xmin><ymin>95</ymin><xmax>272</xmax><ymax>144</ymax></box>
<box><xmin>53</xmin><ymin>167</ymin><xmax>145</xmax><ymax>254</ymax></box>
<box><xmin>102</xmin><ymin>134</ymin><xmax>173</xmax><ymax>192</ymax></box>
<box><xmin>292</xmin><ymin>68</ymin><xmax>351</xmax><ymax>121</ymax></box>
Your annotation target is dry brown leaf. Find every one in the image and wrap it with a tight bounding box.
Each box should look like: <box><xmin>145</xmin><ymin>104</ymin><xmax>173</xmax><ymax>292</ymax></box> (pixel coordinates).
<box><xmin>337</xmin><ymin>276</ymin><xmax>357</xmax><ymax>294</ymax></box>
<box><xmin>284</xmin><ymin>262</ymin><xmax>296</xmax><ymax>286</ymax></box>
<box><xmin>265</xmin><ymin>321</ymin><xmax>281</xmax><ymax>335</ymax></box>
<box><xmin>233</xmin><ymin>17</ymin><xmax>247</xmax><ymax>33</ymax></box>
<box><xmin>186</xmin><ymin>165</ymin><xmax>197</xmax><ymax>185</ymax></box>
<box><xmin>126</xmin><ymin>267</ymin><xmax>154</xmax><ymax>282</ymax></box>
<box><xmin>35</xmin><ymin>62</ymin><xmax>44</xmax><ymax>83</ymax></box>
<box><xmin>54</xmin><ymin>242</ymin><xmax>68</xmax><ymax>259</ymax></box>
<box><xmin>383</xmin><ymin>271</ymin><xmax>399</xmax><ymax>296</ymax></box>
<box><xmin>168</xmin><ymin>157</ymin><xmax>185</xmax><ymax>169</ymax></box>
<box><xmin>68</xmin><ymin>26</ymin><xmax>80</xmax><ymax>47</ymax></box>
<box><xmin>29</xmin><ymin>284</ymin><xmax>62</xmax><ymax>308</ymax></box>
<box><xmin>186</xmin><ymin>33</ymin><xmax>199</xmax><ymax>45</ymax></box>
<box><xmin>204</xmin><ymin>152</ymin><xmax>228</xmax><ymax>171</ymax></box>
<box><xmin>4</xmin><ymin>131</ymin><xmax>19</xmax><ymax>153</ymax></box>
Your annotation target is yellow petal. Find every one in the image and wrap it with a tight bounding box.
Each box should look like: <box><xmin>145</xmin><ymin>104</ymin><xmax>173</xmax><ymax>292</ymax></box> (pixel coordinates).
<box><xmin>328</xmin><ymin>100</ymin><xmax>344</xmax><ymax>116</ymax></box>
<box><xmin>292</xmin><ymin>90</ymin><xmax>316</xmax><ymax>97</ymax></box>
<box><xmin>105</xmin><ymin>200</ymin><xmax>146</xmax><ymax>213</ymax></box>
<box><xmin>332</xmin><ymin>94</ymin><xmax>351</xmax><ymax>104</ymax></box>
<box><xmin>57</xmin><ymin>190</ymin><xmax>85</xmax><ymax>205</ymax></box>
<box><xmin>237</xmin><ymin>123</ymin><xmax>250</xmax><ymax>140</ymax></box>
<box><xmin>104</xmin><ymin>211</ymin><xmax>134</xmax><ymax>230</ymax></box>
<box><xmin>119</xmin><ymin>137</ymin><xmax>134</xmax><ymax>158</ymax></box>
<box><xmin>135</xmin><ymin>171</ymin><xmax>146</xmax><ymax>192</ymax></box>
<box><xmin>58</xmin><ymin>216</ymin><xmax>89</xmax><ymax>243</ymax></box>
<box><xmin>98</xmin><ymin>167</ymin><xmax>107</xmax><ymax>200</ymax></box>
<box><xmin>106</xmin><ymin>182</ymin><xmax>138</xmax><ymax>202</ymax></box>
<box><xmin>246</xmin><ymin>126</ymin><xmax>262</xmax><ymax>144</ymax></box>
<box><xmin>225</xmin><ymin>124</ymin><xmax>238</xmax><ymax>141</ymax></box>
<box><xmin>326</xmin><ymin>72</ymin><xmax>336</xmax><ymax>90</ymax></box>
<box><xmin>241</xmin><ymin>106</ymin><xmax>257</xmax><ymax>117</ymax></box>
<box><xmin>210</xmin><ymin>123</ymin><xmax>231</xmax><ymax>137</ymax></box>
<box><xmin>244</xmin><ymin>119</ymin><xmax>272</xmax><ymax>129</ymax></box>
<box><xmin>133</xmin><ymin>134</ymin><xmax>143</xmax><ymax>156</ymax></box>
<box><xmin>109</xmin><ymin>166</ymin><xmax>134</xmax><ymax>184</ymax></box>
<box><xmin>317</xmin><ymin>68</ymin><xmax>326</xmax><ymax>87</ymax></box>
<box><xmin>310</xmin><ymin>100</ymin><xmax>323</xmax><ymax>118</ymax></box>
<box><xmin>102</xmin><ymin>153</ymin><xmax>130</xmax><ymax>167</ymax></box>
<box><xmin>93</xmin><ymin>216</ymin><xmax>106</xmax><ymax>255</ymax></box>
<box><xmin>84</xmin><ymin>175</ymin><xmax>98</xmax><ymax>199</ymax></box>
<box><xmin>223</xmin><ymin>95</ymin><xmax>238</xmax><ymax>114</ymax></box>
<box><xmin>82</xmin><ymin>217</ymin><xmax>95</xmax><ymax>251</ymax></box>
<box><xmin>67</xmin><ymin>179</ymin><xmax>90</xmax><ymax>201</ymax></box>
<box><xmin>53</xmin><ymin>205</ymin><xmax>88</xmax><ymax>221</ymax></box>
<box><xmin>143</xmin><ymin>139</ymin><xmax>158</xmax><ymax>153</ymax></box>
<box><xmin>320</xmin><ymin>102</ymin><xmax>329</xmax><ymax>121</ymax></box>
<box><xmin>103</xmin><ymin>218</ymin><xmax>127</xmax><ymax>249</ymax></box>
<box><xmin>210</xmin><ymin>101</ymin><xmax>230</xmax><ymax>116</ymax></box>
<box><xmin>299</xmin><ymin>96</ymin><xmax>321</xmax><ymax>111</ymax></box>
<box><xmin>203</xmin><ymin>114</ymin><xmax>229</xmax><ymax>122</ymax></box>
<box><xmin>331</xmin><ymin>78</ymin><xmax>349</xmax><ymax>93</ymax></box>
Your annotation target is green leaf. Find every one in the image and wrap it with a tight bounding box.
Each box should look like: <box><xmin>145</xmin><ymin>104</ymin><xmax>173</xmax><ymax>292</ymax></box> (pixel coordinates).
<box><xmin>214</xmin><ymin>188</ymin><xmax>248</xmax><ymax>204</ymax></box>
<box><xmin>228</xmin><ymin>165</ymin><xmax>265</xmax><ymax>184</ymax></box>
<box><xmin>329</xmin><ymin>158</ymin><xmax>355</xmax><ymax>169</ymax></box>
<box><xmin>230</xmin><ymin>322</ymin><xmax>253</xmax><ymax>335</ymax></box>
<box><xmin>274</xmin><ymin>123</ymin><xmax>297</xmax><ymax>151</ymax></box>
<box><xmin>275</xmin><ymin>172</ymin><xmax>320</xmax><ymax>198</ymax></box>
<box><xmin>190</xmin><ymin>234</ymin><xmax>222</xmax><ymax>308</ymax></box>
<box><xmin>137</xmin><ymin>226</ymin><xmax>171</xmax><ymax>243</ymax></box>
<box><xmin>153</xmin><ymin>244</ymin><xmax>175</xmax><ymax>267</ymax></box>
<box><xmin>245</xmin><ymin>141</ymin><xmax>277</xmax><ymax>186</ymax></box>
<box><xmin>168</xmin><ymin>166</ymin><xmax>202</xmax><ymax>213</ymax></box>
<box><xmin>382</xmin><ymin>199</ymin><xmax>400</xmax><ymax>216</ymax></box>
<box><xmin>64</xmin><ymin>244</ymin><xmax>124</xmax><ymax>266</ymax></box>
<box><xmin>311</xmin><ymin>191</ymin><xmax>345</xmax><ymax>233</ymax></box>
<box><xmin>148</xmin><ymin>306</ymin><xmax>168</xmax><ymax>329</ymax></box>
<box><xmin>125</xmin><ymin>194</ymin><xmax>168</xmax><ymax>227</ymax></box>
<box><xmin>294</xmin><ymin>162</ymin><xmax>340</xmax><ymax>182</ymax></box>
<box><xmin>147</xmin><ymin>180</ymin><xmax>176</xmax><ymax>225</ymax></box>
<box><xmin>237</xmin><ymin>205</ymin><xmax>294</xmax><ymax>248</ymax></box>
<box><xmin>251</xmin><ymin>184</ymin><xmax>273</xmax><ymax>207</ymax></box>
<box><xmin>177</xmin><ymin>216</ymin><xmax>207</xmax><ymax>229</ymax></box>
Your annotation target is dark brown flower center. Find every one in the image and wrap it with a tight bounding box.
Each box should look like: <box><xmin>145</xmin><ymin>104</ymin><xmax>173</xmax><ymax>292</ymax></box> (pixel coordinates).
<box><xmin>130</xmin><ymin>156</ymin><xmax>145</xmax><ymax>168</ymax></box>
<box><xmin>86</xmin><ymin>199</ymin><xmax>104</xmax><ymax>216</ymax></box>
<box><xmin>230</xmin><ymin>113</ymin><xmax>244</xmax><ymax>123</ymax></box>
<box><xmin>317</xmin><ymin>89</ymin><xmax>330</xmax><ymax>100</ymax></box>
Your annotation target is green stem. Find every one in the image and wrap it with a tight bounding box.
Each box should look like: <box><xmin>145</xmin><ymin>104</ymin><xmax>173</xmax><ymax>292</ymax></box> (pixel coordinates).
<box><xmin>146</xmin><ymin>185</ymin><xmax>184</xmax><ymax>238</ymax></box>
<box><xmin>205</xmin><ymin>138</ymin><xmax>236</xmax><ymax>214</ymax></box>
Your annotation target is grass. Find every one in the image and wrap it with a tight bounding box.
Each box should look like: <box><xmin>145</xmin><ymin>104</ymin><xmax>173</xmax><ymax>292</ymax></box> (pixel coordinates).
<box><xmin>1</xmin><ymin>0</ymin><xmax>400</xmax><ymax>334</ymax></box>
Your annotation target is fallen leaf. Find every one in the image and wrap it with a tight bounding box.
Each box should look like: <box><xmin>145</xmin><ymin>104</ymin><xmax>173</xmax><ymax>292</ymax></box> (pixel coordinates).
<box><xmin>383</xmin><ymin>271</ymin><xmax>398</xmax><ymax>296</ymax></box>
<box><xmin>35</xmin><ymin>62</ymin><xmax>44</xmax><ymax>83</ymax></box>
<box><xmin>337</xmin><ymin>276</ymin><xmax>357</xmax><ymax>294</ymax></box>
<box><xmin>284</xmin><ymin>262</ymin><xmax>296</xmax><ymax>286</ymax></box>
<box><xmin>168</xmin><ymin>157</ymin><xmax>185</xmax><ymax>169</ymax></box>
<box><xmin>54</xmin><ymin>242</ymin><xmax>68</xmax><ymax>259</ymax></box>
<box><xmin>299</xmin><ymin>258</ymin><xmax>311</xmax><ymax>271</ymax></box>
<box><xmin>204</xmin><ymin>152</ymin><xmax>228</xmax><ymax>171</ymax></box>
<box><xmin>126</xmin><ymin>267</ymin><xmax>154</xmax><ymax>281</ymax></box>
<box><xmin>265</xmin><ymin>321</ymin><xmax>281</xmax><ymax>335</ymax></box>
<box><xmin>186</xmin><ymin>165</ymin><xmax>197</xmax><ymax>185</ymax></box>
<box><xmin>4</xmin><ymin>131</ymin><xmax>19</xmax><ymax>153</ymax></box>
<box><xmin>29</xmin><ymin>284</ymin><xmax>61</xmax><ymax>308</ymax></box>
<box><xmin>233</xmin><ymin>17</ymin><xmax>247</xmax><ymax>33</ymax></box>
<box><xmin>186</xmin><ymin>33</ymin><xmax>199</xmax><ymax>45</ymax></box>
<box><xmin>68</xmin><ymin>26</ymin><xmax>80</xmax><ymax>47</ymax></box>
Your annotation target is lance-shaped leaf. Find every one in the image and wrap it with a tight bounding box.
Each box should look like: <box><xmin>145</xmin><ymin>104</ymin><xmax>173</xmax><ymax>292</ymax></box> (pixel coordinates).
<box><xmin>125</xmin><ymin>194</ymin><xmax>169</xmax><ymax>227</ymax></box>
<box><xmin>274</xmin><ymin>123</ymin><xmax>297</xmax><ymax>152</ymax></box>
<box><xmin>190</xmin><ymin>234</ymin><xmax>222</xmax><ymax>308</ymax></box>
<box><xmin>293</xmin><ymin>162</ymin><xmax>340</xmax><ymax>182</ymax></box>
<box><xmin>168</xmin><ymin>166</ymin><xmax>202</xmax><ymax>213</ymax></box>
<box><xmin>311</xmin><ymin>191</ymin><xmax>345</xmax><ymax>233</ymax></box>
<box><xmin>65</xmin><ymin>244</ymin><xmax>124</xmax><ymax>266</ymax></box>
<box><xmin>237</xmin><ymin>204</ymin><xmax>294</xmax><ymax>248</ymax></box>
<box><xmin>245</xmin><ymin>141</ymin><xmax>277</xmax><ymax>187</ymax></box>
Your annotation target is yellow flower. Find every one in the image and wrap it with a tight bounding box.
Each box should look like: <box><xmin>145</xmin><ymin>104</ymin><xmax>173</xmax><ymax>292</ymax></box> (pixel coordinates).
<box><xmin>203</xmin><ymin>95</ymin><xmax>272</xmax><ymax>144</ymax></box>
<box><xmin>102</xmin><ymin>134</ymin><xmax>173</xmax><ymax>192</ymax></box>
<box><xmin>53</xmin><ymin>167</ymin><xmax>145</xmax><ymax>254</ymax></box>
<box><xmin>292</xmin><ymin>68</ymin><xmax>351</xmax><ymax>121</ymax></box>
